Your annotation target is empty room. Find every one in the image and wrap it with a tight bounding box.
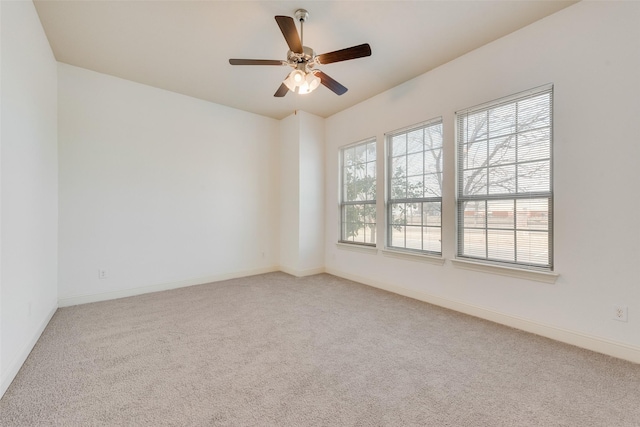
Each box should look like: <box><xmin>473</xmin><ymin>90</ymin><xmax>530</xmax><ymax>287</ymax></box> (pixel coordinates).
<box><xmin>2</xmin><ymin>0</ymin><xmax>640</xmax><ymax>425</ymax></box>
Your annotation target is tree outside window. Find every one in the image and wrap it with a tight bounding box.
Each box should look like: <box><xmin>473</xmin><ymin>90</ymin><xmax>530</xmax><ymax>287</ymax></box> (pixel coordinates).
<box><xmin>340</xmin><ymin>139</ymin><xmax>376</xmax><ymax>245</ymax></box>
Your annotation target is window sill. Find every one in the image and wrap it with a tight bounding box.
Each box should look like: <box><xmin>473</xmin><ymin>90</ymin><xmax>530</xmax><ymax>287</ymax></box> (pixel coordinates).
<box><xmin>382</xmin><ymin>248</ymin><xmax>445</xmax><ymax>265</ymax></box>
<box><xmin>450</xmin><ymin>258</ymin><xmax>558</xmax><ymax>284</ymax></box>
<box><xmin>336</xmin><ymin>242</ymin><xmax>378</xmax><ymax>254</ymax></box>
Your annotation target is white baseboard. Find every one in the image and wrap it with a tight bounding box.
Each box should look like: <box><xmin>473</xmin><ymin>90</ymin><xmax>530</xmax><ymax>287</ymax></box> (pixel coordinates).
<box><xmin>1</xmin><ymin>303</ymin><xmax>58</xmax><ymax>399</ymax></box>
<box><xmin>58</xmin><ymin>266</ymin><xmax>280</xmax><ymax>307</ymax></box>
<box><xmin>278</xmin><ymin>265</ymin><xmax>325</xmax><ymax>278</ymax></box>
<box><xmin>326</xmin><ymin>267</ymin><xmax>640</xmax><ymax>364</ymax></box>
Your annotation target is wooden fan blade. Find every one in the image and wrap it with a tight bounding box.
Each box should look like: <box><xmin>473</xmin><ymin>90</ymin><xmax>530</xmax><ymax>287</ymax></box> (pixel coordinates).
<box><xmin>275</xmin><ymin>16</ymin><xmax>303</xmax><ymax>54</ymax></box>
<box><xmin>316</xmin><ymin>43</ymin><xmax>372</xmax><ymax>65</ymax></box>
<box><xmin>316</xmin><ymin>71</ymin><xmax>348</xmax><ymax>96</ymax></box>
<box><xmin>229</xmin><ymin>59</ymin><xmax>285</xmax><ymax>66</ymax></box>
<box><xmin>274</xmin><ymin>82</ymin><xmax>289</xmax><ymax>97</ymax></box>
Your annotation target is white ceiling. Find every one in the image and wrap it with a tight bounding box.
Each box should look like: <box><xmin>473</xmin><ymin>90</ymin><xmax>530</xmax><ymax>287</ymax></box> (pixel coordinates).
<box><xmin>33</xmin><ymin>0</ymin><xmax>576</xmax><ymax>120</ymax></box>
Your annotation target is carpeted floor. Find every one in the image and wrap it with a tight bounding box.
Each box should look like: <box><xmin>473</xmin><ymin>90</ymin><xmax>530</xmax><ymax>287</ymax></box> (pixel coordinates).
<box><xmin>1</xmin><ymin>272</ymin><xmax>640</xmax><ymax>426</ymax></box>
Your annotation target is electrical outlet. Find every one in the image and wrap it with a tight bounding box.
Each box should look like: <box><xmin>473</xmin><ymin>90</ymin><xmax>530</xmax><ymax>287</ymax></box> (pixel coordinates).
<box><xmin>98</xmin><ymin>269</ymin><xmax>107</xmax><ymax>279</ymax></box>
<box><xmin>613</xmin><ymin>305</ymin><xmax>628</xmax><ymax>322</ymax></box>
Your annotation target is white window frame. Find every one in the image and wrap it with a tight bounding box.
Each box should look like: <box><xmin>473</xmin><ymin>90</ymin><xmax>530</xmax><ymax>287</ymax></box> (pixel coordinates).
<box><xmin>385</xmin><ymin>118</ymin><xmax>443</xmax><ymax>255</ymax></box>
<box><xmin>455</xmin><ymin>84</ymin><xmax>553</xmax><ymax>271</ymax></box>
<box><xmin>339</xmin><ymin>138</ymin><xmax>377</xmax><ymax>246</ymax></box>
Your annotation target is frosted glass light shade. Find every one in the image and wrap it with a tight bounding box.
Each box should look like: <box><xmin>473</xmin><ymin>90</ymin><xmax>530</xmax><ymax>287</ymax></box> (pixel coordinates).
<box><xmin>283</xmin><ymin>69</ymin><xmax>320</xmax><ymax>94</ymax></box>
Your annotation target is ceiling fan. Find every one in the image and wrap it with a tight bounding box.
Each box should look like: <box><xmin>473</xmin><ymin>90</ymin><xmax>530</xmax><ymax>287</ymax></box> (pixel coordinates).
<box><xmin>229</xmin><ymin>9</ymin><xmax>372</xmax><ymax>97</ymax></box>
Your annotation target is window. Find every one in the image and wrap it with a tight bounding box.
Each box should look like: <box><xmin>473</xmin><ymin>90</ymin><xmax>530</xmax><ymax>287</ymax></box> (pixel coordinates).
<box><xmin>340</xmin><ymin>138</ymin><xmax>377</xmax><ymax>245</ymax></box>
<box><xmin>456</xmin><ymin>85</ymin><xmax>553</xmax><ymax>270</ymax></box>
<box><xmin>386</xmin><ymin>119</ymin><xmax>443</xmax><ymax>254</ymax></box>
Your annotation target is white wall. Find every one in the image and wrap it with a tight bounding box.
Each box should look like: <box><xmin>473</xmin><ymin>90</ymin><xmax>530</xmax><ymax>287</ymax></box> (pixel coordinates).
<box><xmin>58</xmin><ymin>64</ymin><xmax>280</xmax><ymax>304</ymax></box>
<box><xmin>1</xmin><ymin>0</ymin><xmax>59</xmax><ymax>396</ymax></box>
<box><xmin>279</xmin><ymin>113</ymin><xmax>300</xmax><ymax>272</ymax></box>
<box><xmin>325</xmin><ymin>1</ymin><xmax>640</xmax><ymax>361</ymax></box>
<box><xmin>278</xmin><ymin>111</ymin><xmax>325</xmax><ymax>276</ymax></box>
<box><xmin>298</xmin><ymin>112</ymin><xmax>325</xmax><ymax>273</ymax></box>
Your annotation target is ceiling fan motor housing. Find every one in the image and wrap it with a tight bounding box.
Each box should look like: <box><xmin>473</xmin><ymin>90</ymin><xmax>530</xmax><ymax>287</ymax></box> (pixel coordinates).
<box><xmin>287</xmin><ymin>46</ymin><xmax>315</xmax><ymax>68</ymax></box>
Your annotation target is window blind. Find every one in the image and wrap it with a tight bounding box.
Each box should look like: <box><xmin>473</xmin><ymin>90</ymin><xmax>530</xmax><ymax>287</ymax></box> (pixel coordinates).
<box><xmin>456</xmin><ymin>85</ymin><xmax>553</xmax><ymax>270</ymax></box>
<box><xmin>386</xmin><ymin>118</ymin><xmax>443</xmax><ymax>254</ymax></box>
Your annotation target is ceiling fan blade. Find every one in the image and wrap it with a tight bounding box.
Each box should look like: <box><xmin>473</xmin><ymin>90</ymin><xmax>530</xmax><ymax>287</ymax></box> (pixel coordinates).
<box><xmin>229</xmin><ymin>59</ymin><xmax>285</xmax><ymax>66</ymax></box>
<box><xmin>274</xmin><ymin>82</ymin><xmax>289</xmax><ymax>97</ymax></box>
<box><xmin>275</xmin><ymin>15</ymin><xmax>303</xmax><ymax>54</ymax></box>
<box><xmin>315</xmin><ymin>71</ymin><xmax>348</xmax><ymax>96</ymax></box>
<box><xmin>316</xmin><ymin>43</ymin><xmax>372</xmax><ymax>65</ymax></box>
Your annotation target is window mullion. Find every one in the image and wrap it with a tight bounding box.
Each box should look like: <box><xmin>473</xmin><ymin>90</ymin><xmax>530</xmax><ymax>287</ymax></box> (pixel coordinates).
<box><xmin>512</xmin><ymin>199</ymin><xmax>517</xmax><ymax>263</ymax></box>
<box><xmin>485</xmin><ymin>110</ymin><xmax>490</xmax><ymax>197</ymax></box>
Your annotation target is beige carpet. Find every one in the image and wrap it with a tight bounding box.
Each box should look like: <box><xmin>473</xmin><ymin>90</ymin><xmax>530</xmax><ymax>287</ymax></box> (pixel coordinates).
<box><xmin>1</xmin><ymin>272</ymin><xmax>639</xmax><ymax>426</ymax></box>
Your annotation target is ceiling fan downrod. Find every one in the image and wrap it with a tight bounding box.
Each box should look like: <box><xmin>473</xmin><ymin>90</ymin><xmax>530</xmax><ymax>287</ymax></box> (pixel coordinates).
<box><xmin>294</xmin><ymin>9</ymin><xmax>309</xmax><ymax>47</ymax></box>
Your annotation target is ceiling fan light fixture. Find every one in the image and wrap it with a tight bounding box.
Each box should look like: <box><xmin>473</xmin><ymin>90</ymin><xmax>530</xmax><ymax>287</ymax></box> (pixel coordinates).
<box><xmin>284</xmin><ymin>69</ymin><xmax>305</xmax><ymax>92</ymax></box>
<box><xmin>283</xmin><ymin>68</ymin><xmax>319</xmax><ymax>94</ymax></box>
<box><xmin>298</xmin><ymin>81</ymin><xmax>312</xmax><ymax>95</ymax></box>
<box><xmin>292</xmin><ymin>69</ymin><xmax>305</xmax><ymax>84</ymax></box>
<box><xmin>302</xmin><ymin>71</ymin><xmax>321</xmax><ymax>94</ymax></box>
